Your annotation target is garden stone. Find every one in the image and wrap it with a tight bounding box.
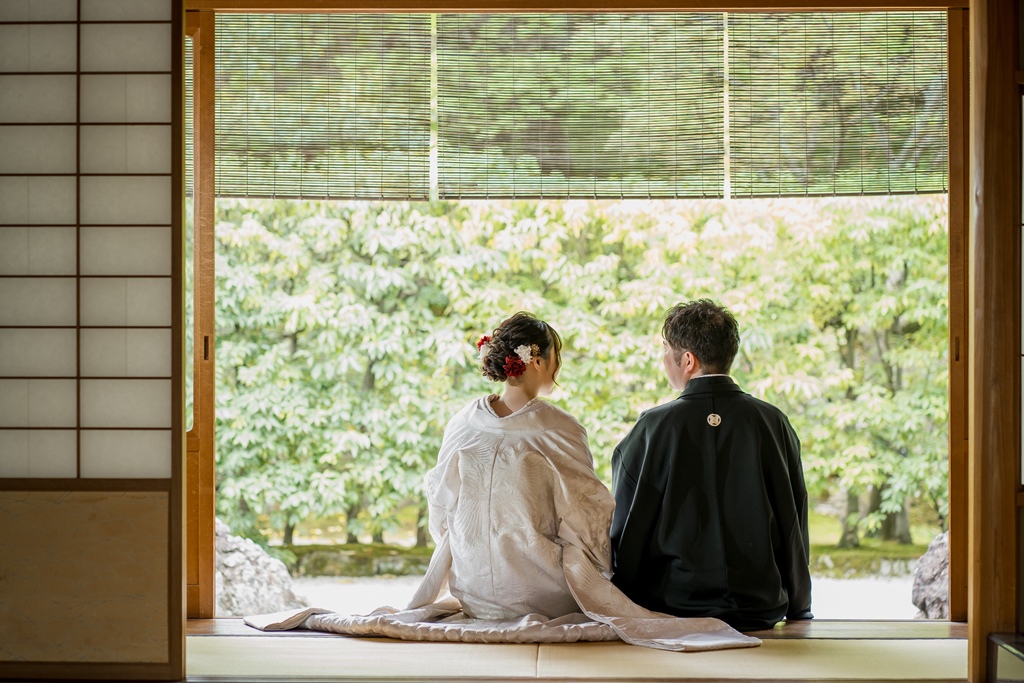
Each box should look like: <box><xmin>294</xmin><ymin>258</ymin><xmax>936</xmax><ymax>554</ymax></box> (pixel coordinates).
<box><xmin>911</xmin><ymin>531</ymin><xmax>949</xmax><ymax>619</ymax></box>
<box><xmin>215</xmin><ymin>519</ymin><xmax>309</xmax><ymax>616</ymax></box>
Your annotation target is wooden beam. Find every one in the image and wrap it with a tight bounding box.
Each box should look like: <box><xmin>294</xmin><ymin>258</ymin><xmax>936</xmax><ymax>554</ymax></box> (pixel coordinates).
<box><xmin>185</xmin><ymin>0</ymin><xmax>968</xmax><ymax>11</ymax></box>
<box><xmin>969</xmin><ymin>0</ymin><xmax>1021</xmax><ymax>681</ymax></box>
<box><xmin>946</xmin><ymin>6</ymin><xmax>969</xmax><ymax>624</ymax></box>
<box><xmin>0</xmin><ymin>479</ymin><xmax>172</xmax><ymax>491</ymax></box>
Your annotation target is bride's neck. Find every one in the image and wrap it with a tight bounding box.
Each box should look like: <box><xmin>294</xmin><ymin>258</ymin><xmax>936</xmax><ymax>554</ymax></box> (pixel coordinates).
<box><xmin>493</xmin><ymin>384</ymin><xmax>536</xmax><ymax>417</ymax></box>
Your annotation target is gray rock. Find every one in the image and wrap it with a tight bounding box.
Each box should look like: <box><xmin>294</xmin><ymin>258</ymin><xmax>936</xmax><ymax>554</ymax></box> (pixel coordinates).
<box><xmin>215</xmin><ymin>519</ymin><xmax>309</xmax><ymax>617</ymax></box>
<box><xmin>912</xmin><ymin>531</ymin><xmax>949</xmax><ymax>619</ymax></box>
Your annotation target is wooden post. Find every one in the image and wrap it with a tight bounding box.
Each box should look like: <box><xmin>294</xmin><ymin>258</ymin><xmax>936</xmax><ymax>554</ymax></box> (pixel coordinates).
<box><xmin>185</xmin><ymin>9</ymin><xmax>217</xmax><ymax>619</ymax></box>
<box><xmin>947</xmin><ymin>6</ymin><xmax>969</xmax><ymax>623</ymax></box>
<box><xmin>969</xmin><ymin>0</ymin><xmax>1021</xmax><ymax>681</ymax></box>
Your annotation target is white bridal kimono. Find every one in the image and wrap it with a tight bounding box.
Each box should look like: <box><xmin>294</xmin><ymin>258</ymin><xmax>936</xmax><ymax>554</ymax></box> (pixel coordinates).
<box><xmin>246</xmin><ymin>397</ymin><xmax>760</xmax><ymax>651</ymax></box>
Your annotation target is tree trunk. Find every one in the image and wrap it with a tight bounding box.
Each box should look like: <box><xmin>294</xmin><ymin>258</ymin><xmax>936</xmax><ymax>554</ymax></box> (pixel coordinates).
<box><xmin>835</xmin><ymin>331</ymin><xmax>861</xmax><ymax>549</ymax></box>
<box><xmin>283</xmin><ymin>521</ymin><xmax>295</xmax><ymax>546</ymax></box>
<box><xmin>346</xmin><ymin>504</ymin><xmax>360</xmax><ymax>544</ymax></box>
<box><xmin>415</xmin><ymin>501</ymin><xmax>429</xmax><ymax>548</ymax></box>
<box><xmin>867</xmin><ymin>484</ymin><xmax>913</xmax><ymax>544</ymax></box>
<box><xmin>838</xmin><ymin>489</ymin><xmax>861</xmax><ymax>548</ymax></box>
<box><xmin>891</xmin><ymin>499</ymin><xmax>913</xmax><ymax>544</ymax></box>
<box><xmin>362</xmin><ymin>361</ymin><xmax>375</xmax><ymax>392</ymax></box>
<box><xmin>865</xmin><ymin>486</ymin><xmax>883</xmax><ymax>538</ymax></box>
<box><xmin>372</xmin><ymin>529</ymin><xmax>384</xmax><ymax>544</ymax></box>
<box><xmin>880</xmin><ymin>512</ymin><xmax>895</xmax><ymax>540</ymax></box>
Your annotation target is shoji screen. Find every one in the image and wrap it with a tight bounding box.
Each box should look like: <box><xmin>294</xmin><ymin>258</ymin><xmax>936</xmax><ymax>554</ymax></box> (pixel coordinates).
<box><xmin>0</xmin><ymin>0</ymin><xmax>183</xmax><ymax>680</ymax></box>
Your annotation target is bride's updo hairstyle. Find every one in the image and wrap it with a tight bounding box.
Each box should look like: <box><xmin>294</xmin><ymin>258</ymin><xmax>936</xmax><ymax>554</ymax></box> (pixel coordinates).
<box><xmin>480</xmin><ymin>312</ymin><xmax>562</xmax><ymax>385</ymax></box>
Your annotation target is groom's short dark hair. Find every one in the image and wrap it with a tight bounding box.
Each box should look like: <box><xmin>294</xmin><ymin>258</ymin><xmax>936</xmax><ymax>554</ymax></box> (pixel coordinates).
<box><xmin>662</xmin><ymin>300</ymin><xmax>740</xmax><ymax>375</ymax></box>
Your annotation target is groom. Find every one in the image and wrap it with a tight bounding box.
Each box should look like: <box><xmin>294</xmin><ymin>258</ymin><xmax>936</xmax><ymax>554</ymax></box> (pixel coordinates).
<box><xmin>610</xmin><ymin>299</ymin><xmax>812</xmax><ymax>631</ymax></box>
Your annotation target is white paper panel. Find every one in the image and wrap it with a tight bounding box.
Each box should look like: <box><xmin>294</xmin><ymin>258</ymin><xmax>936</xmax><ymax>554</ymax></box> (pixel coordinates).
<box><xmin>81</xmin><ymin>0</ymin><xmax>170</xmax><ymax>21</ymax></box>
<box><xmin>81</xmin><ymin>23</ymin><xmax>171</xmax><ymax>73</ymax></box>
<box><xmin>81</xmin><ymin>331</ymin><xmax>172</xmax><ymax>378</ymax></box>
<box><xmin>0</xmin><ymin>380</ymin><xmax>30</xmax><ymax>426</ymax></box>
<box><xmin>0</xmin><ymin>229</ymin><xmax>29</xmax><ymax>275</ymax></box>
<box><xmin>0</xmin><ymin>178</ymin><xmax>29</xmax><ymax>224</ymax></box>
<box><xmin>0</xmin><ymin>177</ymin><xmax>75</xmax><ymax>225</ymax></box>
<box><xmin>80</xmin><ymin>176</ymin><xmax>172</xmax><ymax>225</ymax></box>
<box><xmin>80</xmin><ymin>379</ymin><xmax>171</xmax><ymax>428</ymax></box>
<box><xmin>126</xmin><ymin>126</ymin><xmax>172</xmax><ymax>173</ymax></box>
<box><xmin>80</xmin><ymin>429</ymin><xmax>171</xmax><ymax>478</ymax></box>
<box><xmin>80</xmin><ymin>278</ymin><xmax>126</xmax><ymax>326</ymax></box>
<box><xmin>80</xmin><ymin>74</ymin><xmax>126</xmax><ymax>122</ymax></box>
<box><xmin>0</xmin><ymin>329</ymin><xmax>76</xmax><ymax>376</ymax></box>
<box><xmin>0</xmin><ymin>75</ymin><xmax>76</xmax><ymax>123</ymax></box>
<box><xmin>80</xmin><ymin>125</ymin><xmax>171</xmax><ymax>174</ymax></box>
<box><xmin>0</xmin><ymin>0</ymin><xmax>77</xmax><ymax>22</ymax></box>
<box><xmin>127</xmin><ymin>74</ymin><xmax>172</xmax><ymax>122</ymax></box>
<box><xmin>81</xmin><ymin>328</ymin><xmax>126</xmax><ymax>377</ymax></box>
<box><xmin>80</xmin><ymin>278</ymin><xmax>173</xmax><ymax>327</ymax></box>
<box><xmin>126</xmin><ymin>278</ymin><xmax>171</xmax><ymax>326</ymax></box>
<box><xmin>0</xmin><ymin>278</ymin><xmax>76</xmax><ymax>326</ymax></box>
<box><xmin>81</xmin><ymin>227</ymin><xmax>171</xmax><ymax>276</ymax></box>
<box><xmin>28</xmin><ymin>430</ymin><xmax>77</xmax><ymax>477</ymax></box>
<box><xmin>28</xmin><ymin>227</ymin><xmax>76</xmax><ymax>275</ymax></box>
<box><xmin>0</xmin><ymin>227</ymin><xmax>75</xmax><ymax>277</ymax></box>
<box><xmin>0</xmin><ymin>126</ymin><xmax>76</xmax><ymax>174</ymax></box>
<box><xmin>79</xmin><ymin>125</ymin><xmax>126</xmax><ymax>173</ymax></box>
<box><xmin>82</xmin><ymin>74</ymin><xmax>172</xmax><ymax>123</ymax></box>
<box><xmin>0</xmin><ymin>430</ymin><xmax>30</xmax><ymax>477</ymax></box>
<box><xmin>28</xmin><ymin>176</ymin><xmax>76</xmax><ymax>225</ymax></box>
<box><xmin>27</xmin><ymin>378</ymin><xmax>76</xmax><ymax>427</ymax></box>
<box><xmin>29</xmin><ymin>24</ymin><xmax>77</xmax><ymax>72</ymax></box>
<box><xmin>0</xmin><ymin>26</ymin><xmax>30</xmax><ymax>72</ymax></box>
<box><xmin>126</xmin><ymin>329</ymin><xmax>171</xmax><ymax>377</ymax></box>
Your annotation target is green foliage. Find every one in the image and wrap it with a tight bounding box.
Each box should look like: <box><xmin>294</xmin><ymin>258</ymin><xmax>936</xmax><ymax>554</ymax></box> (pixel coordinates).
<box><xmin>749</xmin><ymin>197</ymin><xmax>950</xmax><ymax>531</ymax></box>
<box><xmin>213</xmin><ymin>196</ymin><xmax>948</xmax><ymax>547</ymax></box>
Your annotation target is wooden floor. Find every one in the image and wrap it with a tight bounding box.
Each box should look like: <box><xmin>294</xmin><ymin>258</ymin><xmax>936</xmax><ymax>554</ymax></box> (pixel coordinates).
<box><xmin>185</xmin><ymin>619</ymin><xmax>968</xmax><ymax>683</ymax></box>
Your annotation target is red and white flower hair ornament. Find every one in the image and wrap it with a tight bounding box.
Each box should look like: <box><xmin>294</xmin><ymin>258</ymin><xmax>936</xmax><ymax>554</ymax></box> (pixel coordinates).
<box><xmin>476</xmin><ymin>335</ymin><xmax>492</xmax><ymax>360</ymax></box>
<box><xmin>514</xmin><ymin>344</ymin><xmax>537</xmax><ymax>365</ymax></box>
<box><xmin>504</xmin><ymin>344</ymin><xmax>539</xmax><ymax>378</ymax></box>
<box><xmin>503</xmin><ymin>355</ymin><xmax>527</xmax><ymax>378</ymax></box>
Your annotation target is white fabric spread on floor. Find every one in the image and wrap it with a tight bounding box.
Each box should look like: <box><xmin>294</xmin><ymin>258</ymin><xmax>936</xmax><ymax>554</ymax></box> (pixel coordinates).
<box><xmin>248</xmin><ymin>540</ymin><xmax>758</xmax><ymax>651</ymax></box>
<box><xmin>246</xmin><ymin>397</ymin><xmax>761</xmax><ymax>652</ymax></box>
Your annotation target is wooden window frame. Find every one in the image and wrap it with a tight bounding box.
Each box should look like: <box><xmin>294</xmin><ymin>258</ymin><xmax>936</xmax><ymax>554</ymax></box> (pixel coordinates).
<box><xmin>183</xmin><ymin>0</ymin><xmax>974</xmax><ymax>650</ymax></box>
<box><xmin>185</xmin><ymin>10</ymin><xmax>217</xmax><ymax>620</ymax></box>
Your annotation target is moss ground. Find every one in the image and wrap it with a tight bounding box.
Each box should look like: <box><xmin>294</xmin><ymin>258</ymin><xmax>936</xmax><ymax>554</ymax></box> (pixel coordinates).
<box><xmin>275</xmin><ymin>510</ymin><xmax>940</xmax><ymax>579</ymax></box>
<box><xmin>808</xmin><ymin>511</ymin><xmax>937</xmax><ymax>578</ymax></box>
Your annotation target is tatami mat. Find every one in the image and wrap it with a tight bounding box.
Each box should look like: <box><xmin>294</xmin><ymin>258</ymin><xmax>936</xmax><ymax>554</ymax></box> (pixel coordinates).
<box><xmin>535</xmin><ymin>640</ymin><xmax>967</xmax><ymax>681</ymax></box>
<box><xmin>186</xmin><ymin>635</ymin><xmax>967</xmax><ymax>682</ymax></box>
<box><xmin>187</xmin><ymin>636</ymin><xmax>540</xmax><ymax>679</ymax></box>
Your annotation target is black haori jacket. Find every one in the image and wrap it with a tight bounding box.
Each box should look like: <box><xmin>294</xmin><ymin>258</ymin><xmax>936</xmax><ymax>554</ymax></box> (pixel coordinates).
<box><xmin>610</xmin><ymin>375</ymin><xmax>813</xmax><ymax>631</ymax></box>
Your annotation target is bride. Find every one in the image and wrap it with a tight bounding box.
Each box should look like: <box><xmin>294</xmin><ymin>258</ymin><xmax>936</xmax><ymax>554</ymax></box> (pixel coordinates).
<box><xmin>422</xmin><ymin>311</ymin><xmax>614</xmax><ymax>620</ymax></box>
